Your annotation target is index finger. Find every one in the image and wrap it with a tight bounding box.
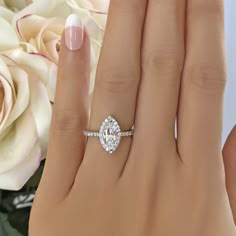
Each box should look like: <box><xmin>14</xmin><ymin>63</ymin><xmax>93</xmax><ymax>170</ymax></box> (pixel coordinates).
<box><xmin>36</xmin><ymin>15</ymin><xmax>91</xmax><ymax>205</ymax></box>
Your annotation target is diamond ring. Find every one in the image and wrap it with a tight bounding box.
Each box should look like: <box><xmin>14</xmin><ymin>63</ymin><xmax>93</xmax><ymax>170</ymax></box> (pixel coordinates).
<box><xmin>83</xmin><ymin>116</ymin><xmax>134</xmax><ymax>154</ymax></box>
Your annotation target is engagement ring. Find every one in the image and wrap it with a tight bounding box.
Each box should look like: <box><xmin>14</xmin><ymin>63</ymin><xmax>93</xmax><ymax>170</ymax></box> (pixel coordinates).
<box><xmin>83</xmin><ymin>116</ymin><xmax>134</xmax><ymax>154</ymax></box>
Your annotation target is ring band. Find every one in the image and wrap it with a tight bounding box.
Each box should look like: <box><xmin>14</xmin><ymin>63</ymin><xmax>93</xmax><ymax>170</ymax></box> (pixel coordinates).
<box><xmin>83</xmin><ymin>116</ymin><xmax>134</xmax><ymax>154</ymax></box>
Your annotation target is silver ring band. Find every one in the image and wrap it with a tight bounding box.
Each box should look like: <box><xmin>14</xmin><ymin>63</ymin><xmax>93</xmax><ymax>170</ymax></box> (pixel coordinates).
<box><xmin>83</xmin><ymin>129</ymin><xmax>134</xmax><ymax>137</ymax></box>
<box><xmin>83</xmin><ymin>116</ymin><xmax>134</xmax><ymax>154</ymax></box>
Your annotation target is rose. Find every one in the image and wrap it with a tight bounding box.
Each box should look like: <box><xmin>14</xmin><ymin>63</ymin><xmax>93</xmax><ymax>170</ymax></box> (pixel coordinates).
<box><xmin>0</xmin><ymin>49</ymin><xmax>56</xmax><ymax>190</ymax></box>
<box><xmin>16</xmin><ymin>15</ymin><xmax>64</xmax><ymax>64</ymax></box>
<box><xmin>0</xmin><ymin>3</ymin><xmax>14</xmax><ymax>23</ymax></box>
<box><xmin>0</xmin><ymin>18</ymin><xmax>57</xmax><ymax>190</ymax></box>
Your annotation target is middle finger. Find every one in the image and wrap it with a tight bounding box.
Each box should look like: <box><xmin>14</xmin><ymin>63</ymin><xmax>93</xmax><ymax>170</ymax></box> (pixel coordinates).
<box><xmin>134</xmin><ymin>0</ymin><xmax>186</xmax><ymax>157</ymax></box>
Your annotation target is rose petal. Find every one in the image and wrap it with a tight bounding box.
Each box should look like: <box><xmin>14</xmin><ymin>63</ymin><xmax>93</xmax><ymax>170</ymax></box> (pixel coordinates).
<box><xmin>0</xmin><ymin>56</ymin><xmax>15</xmax><ymax>83</ymax></box>
<box><xmin>3</xmin><ymin>0</ymin><xmax>32</xmax><ymax>11</ymax></box>
<box><xmin>13</xmin><ymin>0</ymin><xmax>69</xmax><ymax>24</ymax></box>
<box><xmin>0</xmin><ymin>143</ymin><xmax>41</xmax><ymax>190</ymax></box>
<box><xmin>2</xmin><ymin>66</ymin><xmax>30</xmax><ymax>129</ymax></box>
<box><xmin>6</xmin><ymin>49</ymin><xmax>55</xmax><ymax>84</ymax></box>
<box><xmin>0</xmin><ymin>0</ymin><xmax>7</xmax><ymax>7</ymax></box>
<box><xmin>88</xmin><ymin>0</ymin><xmax>109</xmax><ymax>12</ymax></box>
<box><xmin>0</xmin><ymin>18</ymin><xmax>19</xmax><ymax>51</ymax></box>
<box><xmin>0</xmin><ymin>6</ymin><xmax>15</xmax><ymax>22</ymax></box>
<box><xmin>44</xmin><ymin>38</ymin><xmax>60</xmax><ymax>63</ymax></box>
<box><xmin>47</xmin><ymin>63</ymin><xmax>57</xmax><ymax>102</ymax></box>
<box><xmin>0</xmin><ymin>107</ymin><xmax>39</xmax><ymax>173</ymax></box>
<box><xmin>0</xmin><ymin>74</ymin><xmax>13</xmax><ymax>131</ymax></box>
<box><xmin>27</xmin><ymin>73</ymin><xmax>52</xmax><ymax>157</ymax></box>
<box><xmin>4</xmin><ymin>50</ymin><xmax>53</xmax><ymax>156</ymax></box>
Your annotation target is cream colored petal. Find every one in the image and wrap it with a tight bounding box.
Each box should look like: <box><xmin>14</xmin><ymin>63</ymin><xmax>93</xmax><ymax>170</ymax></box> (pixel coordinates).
<box><xmin>3</xmin><ymin>0</ymin><xmax>32</xmax><ymax>11</ymax></box>
<box><xmin>3</xmin><ymin>66</ymin><xmax>29</xmax><ymax>129</ymax></box>
<box><xmin>89</xmin><ymin>0</ymin><xmax>109</xmax><ymax>12</ymax></box>
<box><xmin>47</xmin><ymin>63</ymin><xmax>57</xmax><ymax>102</ymax></box>
<box><xmin>6</xmin><ymin>49</ymin><xmax>55</xmax><ymax>84</ymax></box>
<box><xmin>69</xmin><ymin>0</ymin><xmax>93</xmax><ymax>9</ymax></box>
<box><xmin>0</xmin><ymin>143</ymin><xmax>41</xmax><ymax>190</ymax></box>
<box><xmin>16</xmin><ymin>14</ymin><xmax>46</xmax><ymax>41</ymax></box>
<box><xmin>13</xmin><ymin>0</ymin><xmax>68</xmax><ymax>23</ymax></box>
<box><xmin>27</xmin><ymin>74</ymin><xmax>52</xmax><ymax>158</ymax></box>
<box><xmin>83</xmin><ymin>15</ymin><xmax>104</xmax><ymax>40</ymax></box>
<box><xmin>0</xmin><ymin>80</ymin><xmax>3</xmax><ymax>108</ymax></box>
<box><xmin>0</xmin><ymin>18</ymin><xmax>19</xmax><ymax>51</ymax></box>
<box><xmin>0</xmin><ymin>6</ymin><xmax>15</xmax><ymax>22</ymax></box>
<box><xmin>4</xmin><ymin>50</ymin><xmax>53</xmax><ymax>154</ymax></box>
<box><xmin>47</xmin><ymin>1</ymin><xmax>72</xmax><ymax>18</ymax></box>
<box><xmin>34</xmin><ymin>18</ymin><xmax>63</xmax><ymax>62</ymax></box>
<box><xmin>0</xmin><ymin>56</ymin><xmax>15</xmax><ymax>83</ymax></box>
<box><xmin>0</xmin><ymin>108</ymin><xmax>39</xmax><ymax>173</ymax></box>
<box><xmin>0</xmin><ymin>0</ymin><xmax>7</xmax><ymax>7</ymax></box>
<box><xmin>44</xmin><ymin>38</ymin><xmax>60</xmax><ymax>63</ymax></box>
<box><xmin>0</xmin><ymin>75</ymin><xmax>13</xmax><ymax>132</ymax></box>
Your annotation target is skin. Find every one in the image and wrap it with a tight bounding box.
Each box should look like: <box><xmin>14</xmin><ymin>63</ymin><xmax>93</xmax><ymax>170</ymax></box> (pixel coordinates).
<box><xmin>224</xmin><ymin>126</ymin><xmax>236</xmax><ymax>224</ymax></box>
<box><xmin>29</xmin><ymin>0</ymin><xmax>236</xmax><ymax>235</ymax></box>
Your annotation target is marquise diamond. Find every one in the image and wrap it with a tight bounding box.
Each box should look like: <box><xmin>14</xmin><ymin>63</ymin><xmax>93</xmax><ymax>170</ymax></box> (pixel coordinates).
<box><xmin>99</xmin><ymin>116</ymin><xmax>121</xmax><ymax>154</ymax></box>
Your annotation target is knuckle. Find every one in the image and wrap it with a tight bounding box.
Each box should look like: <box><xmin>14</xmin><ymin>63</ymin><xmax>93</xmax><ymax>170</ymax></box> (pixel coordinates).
<box><xmin>189</xmin><ymin>0</ymin><xmax>224</xmax><ymax>19</ymax></box>
<box><xmin>143</xmin><ymin>48</ymin><xmax>182</xmax><ymax>73</ymax></box>
<box><xmin>111</xmin><ymin>1</ymin><xmax>144</xmax><ymax>17</ymax></box>
<box><xmin>52</xmin><ymin>109</ymin><xmax>83</xmax><ymax>135</ymax></box>
<box><xmin>142</xmin><ymin>48</ymin><xmax>183</xmax><ymax>85</ymax></box>
<box><xmin>96</xmin><ymin>67</ymin><xmax>139</xmax><ymax>94</ymax></box>
<box><xmin>184</xmin><ymin>64</ymin><xmax>227</xmax><ymax>94</ymax></box>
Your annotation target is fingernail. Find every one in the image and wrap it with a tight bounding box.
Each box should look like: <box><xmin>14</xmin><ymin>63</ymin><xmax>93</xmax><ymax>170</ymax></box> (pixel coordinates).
<box><xmin>65</xmin><ymin>14</ymin><xmax>84</xmax><ymax>51</ymax></box>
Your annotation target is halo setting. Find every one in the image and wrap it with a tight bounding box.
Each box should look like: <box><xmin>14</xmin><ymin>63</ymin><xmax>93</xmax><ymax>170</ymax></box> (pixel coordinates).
<box><xmin>99</xmin><ymin>116</ymin><xmax>121</xmax><ymax>154</ymax></box>
<box><xmin>83</xmin><ymin>116</ymin><xmax>134</xmax><ymax>154</ymax></box>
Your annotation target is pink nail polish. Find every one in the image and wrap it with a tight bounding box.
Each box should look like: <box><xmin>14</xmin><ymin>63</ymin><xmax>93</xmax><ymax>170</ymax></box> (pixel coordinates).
<box><xmin>65</xmin><ymin>14</ymin><xmax>84</xmax><ymax>51</ymax></box>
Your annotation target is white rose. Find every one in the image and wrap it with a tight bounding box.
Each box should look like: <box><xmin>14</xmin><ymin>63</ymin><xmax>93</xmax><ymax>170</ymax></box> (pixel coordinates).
<box><xmin>0</xmin><ymin>16</ymin><xmax>56</xmax><ymax>190</ymax></box>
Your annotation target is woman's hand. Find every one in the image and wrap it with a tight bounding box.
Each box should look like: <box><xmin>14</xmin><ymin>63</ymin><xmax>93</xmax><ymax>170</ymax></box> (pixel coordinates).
<box><xmin>29</xmin><ymin>0</ymin><xmax>236</xmax><ymax>235</ymax></box>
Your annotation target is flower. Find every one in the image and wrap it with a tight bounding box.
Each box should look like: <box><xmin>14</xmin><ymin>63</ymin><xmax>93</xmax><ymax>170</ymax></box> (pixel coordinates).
<box><xmin>16</xmin><ymin>15</ymin><xmax>64</xmax><ymax>64</ymax></box>
<box><xmin>0</xmin><ymin>49</ymin><xmax>56</xmax><ymax>190</ymax></box>
<box><xmin>0</xmin><ymin>16</ymin><xmax>56</xmax><ymax>190</ymax></box>
<box><xmin>0</xmin><ymin>0</ymin><xmax>108</xmax><ymax>190</ymax></box>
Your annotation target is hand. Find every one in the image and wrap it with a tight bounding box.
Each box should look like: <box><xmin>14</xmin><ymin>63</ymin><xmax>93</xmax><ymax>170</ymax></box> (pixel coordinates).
<box><xmin>29</xmin><ymin>0</ymin><xmax>236</xmax><ymax>235</ymax></box>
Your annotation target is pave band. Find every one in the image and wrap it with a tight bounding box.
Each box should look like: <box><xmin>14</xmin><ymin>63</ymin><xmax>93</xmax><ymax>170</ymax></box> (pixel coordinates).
<box><xmin>83</xmin><ymin>129</ymin><xmax>134</xmax><ymax>137</ymax></box>
<box><xmin>83</xmin><ymin>116</ymin><xmax>134</xmax><ymax>154</ymax></box>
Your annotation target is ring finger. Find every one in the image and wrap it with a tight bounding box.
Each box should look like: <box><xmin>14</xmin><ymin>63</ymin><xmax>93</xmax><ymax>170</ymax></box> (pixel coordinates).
<box><xmin>78</xmin><ymin>0</ymin><xmax>148</xmax><ymax>182</ymax></box>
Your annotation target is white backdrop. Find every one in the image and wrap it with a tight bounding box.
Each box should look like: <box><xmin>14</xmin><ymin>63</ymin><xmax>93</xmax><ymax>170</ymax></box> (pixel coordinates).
<box><xmin>224</xmin><ymin>0</ymin><xmax>236</xmax><ymax>143</ymax></box>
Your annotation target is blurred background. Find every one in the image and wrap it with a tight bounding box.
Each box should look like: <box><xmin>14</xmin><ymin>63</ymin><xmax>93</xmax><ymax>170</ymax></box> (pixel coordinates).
<box><xmin>224</xmin><ymin>0</ymin><xmax>236</xmax><ymax>143</ymax></box>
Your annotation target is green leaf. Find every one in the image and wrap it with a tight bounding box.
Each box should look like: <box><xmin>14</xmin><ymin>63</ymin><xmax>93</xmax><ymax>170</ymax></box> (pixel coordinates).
<box><xmin>0</xmin><ymin>213</ymin><xmax>23</xmax><ymax>236</ymax></box>
<box><xmin>8</xmin><ymin>207</ymin><xmax>30</xmax><ymax>236</ymax></box>
<box><xmin>0</xmin><ymin>160</ymin><xmax>45</xmax><ymax>236</ymax></box>
<box><xmin>25</xmin><ymin>160</ymin><xmax>45</xmax><ymax>189</ymax></box>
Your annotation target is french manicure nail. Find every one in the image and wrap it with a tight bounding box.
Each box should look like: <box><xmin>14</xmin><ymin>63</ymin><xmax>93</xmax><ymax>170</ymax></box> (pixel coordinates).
<box><xmin>65</xmin><ymin>14</ymin><xmax>84</xmax><ymax>51</ymax></box>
